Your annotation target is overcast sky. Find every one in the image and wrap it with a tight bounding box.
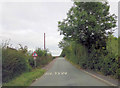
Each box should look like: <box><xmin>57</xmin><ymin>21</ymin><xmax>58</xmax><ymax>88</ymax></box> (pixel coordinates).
<box><xmin>0</xmin><ymin>0</ymin><xmax>119</xmax><ymax>56</ymax></box>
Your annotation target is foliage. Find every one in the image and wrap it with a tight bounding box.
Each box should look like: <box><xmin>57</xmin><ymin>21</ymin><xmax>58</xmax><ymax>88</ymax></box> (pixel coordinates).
<box><xmin>35</xmin><ymin>48</ymin><xmax>53</xmax><ymax>67</ymax></box>
<box><xmin>118</xmin><ymin>37</ymin><xmax>120</xmax><ymax>79</ymax></box>
<box><xmin>58</xmin><ymin>2</ymin><xmax>117</xmax><ymax>49</ymax></box>
<box><xmin>2</xmin><ymin>42</ymin><xmax>31</xmax><ymax>83</ymax></box>
<box><xmin>26</xmin><ymin>48</ymin><xmax>53</xmax><ymax>68</ymax></box>
<box><xmin>58</xmin><ymin>1</ymin><xmax>118</xmax><ymax>79</ymax></box>
<box><xmin>60</xmin><ymin>36</ymin><xmax>119</xmax><ymax>78</ymax></box>
<box><xmin>2</xmin><ymin>41</ymin><xmax>53</xmax><ymax>83</ymax></box>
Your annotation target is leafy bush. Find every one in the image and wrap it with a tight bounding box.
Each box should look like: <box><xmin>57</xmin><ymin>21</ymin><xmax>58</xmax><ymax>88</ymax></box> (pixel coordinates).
<box><xmin>58</xmin><ymin>1</ymin><xmax>118</xmax><ymax>79</ymax></box>
<box><xmin>60</xmin><ymin>36</ymin><xmax>119</xmax><ymax>79</ymax></box>
<box><xmin>2</xmin><ymin>47</ymin><xmax>30</xmax><ymax>83</ymax></box>
<box><xmin>61</xmin><ymin>41</ymin><xmax>88</xmax><ymax>68</ymax></box>
<box><xmin>2</xmin><ymin>42</ymin><xmax>53</xmax><ymax>83</ymax></box>
<box><xmin>29</xmin><ymin>48</ymin><xmax>53</xmax><ymax>68</ymax></box>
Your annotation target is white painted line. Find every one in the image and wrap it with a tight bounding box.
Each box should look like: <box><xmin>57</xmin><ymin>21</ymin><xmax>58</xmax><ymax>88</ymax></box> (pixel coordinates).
<box><xmin>66</xmin><ymin>58</ymin><xmax>118</xmax><ymax>86</ymax></box>
<box><xmin>82</xmin><ymin>70</ymin><xmax>117</xmax><ymax>86</ymax></box>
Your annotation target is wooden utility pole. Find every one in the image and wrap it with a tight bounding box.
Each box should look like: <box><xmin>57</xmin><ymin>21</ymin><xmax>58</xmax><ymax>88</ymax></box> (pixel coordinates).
<box><xmin>44</xmin><ymin>33</ymin><xmax>46</xmax><ymax>50</ymax></box>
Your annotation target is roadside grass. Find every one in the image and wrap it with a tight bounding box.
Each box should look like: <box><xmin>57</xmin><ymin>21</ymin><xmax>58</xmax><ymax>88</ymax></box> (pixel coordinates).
<box><xmin>3</xmin><ymin>68</ymin><xmax>46</xmax><ymax>86</ymax></box>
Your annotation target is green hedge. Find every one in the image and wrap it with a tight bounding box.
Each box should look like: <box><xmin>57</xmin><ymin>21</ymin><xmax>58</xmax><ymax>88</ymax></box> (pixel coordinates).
<box><xmin>2</xmin><ymin>47</ymin><xmax>31</xmax><ymax>83</ymax></box>
<box><xmin>61</xmin><ymin>36</ymin><xmax>119</xmax><ymax>79</ymax></box>
<box><xmin>2</xmin><ymin>44</ymin><xmax>53</xmax><ymax>83</ymax></box>
<box><xmin>28</xmin><ymin>48</ymin><xmax>53</xmax><ymax>68</ymax></box>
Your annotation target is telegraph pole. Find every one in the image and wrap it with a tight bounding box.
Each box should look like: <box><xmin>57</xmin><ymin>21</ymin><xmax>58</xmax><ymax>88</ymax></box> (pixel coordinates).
<box><xmin>44</xmin><ymin>33</ymin><xmax>46</xmax><ymax>50</ymax></box>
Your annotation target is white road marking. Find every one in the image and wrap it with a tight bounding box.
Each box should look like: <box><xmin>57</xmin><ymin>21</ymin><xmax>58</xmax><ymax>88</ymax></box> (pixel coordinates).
<box><xmin>82</xmin><ymin>70</ymin><xmax>117</xmax><ymax>86</ymax></box>
<box><xmin>45</xmin><ymin>72</ymin><xmax>68</xmax><ymax>76</ymax></box>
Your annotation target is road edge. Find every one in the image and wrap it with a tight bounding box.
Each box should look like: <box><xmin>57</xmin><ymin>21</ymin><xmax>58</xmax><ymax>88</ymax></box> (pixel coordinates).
<box><xmin>42</xmin><ymin>58</ymin><xmax>57</xmax><ymax>71</ymax></box>
<box><xmin>64</xmin><ymin>57</ymin><xmax>118</xmax><ymax>86</ymax></box>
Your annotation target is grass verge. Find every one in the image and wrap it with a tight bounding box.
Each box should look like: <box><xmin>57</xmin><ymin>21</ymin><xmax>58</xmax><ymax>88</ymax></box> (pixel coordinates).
<box><xmin>3</xmin><ymin>68</ymin><xmax>46</xmax><ymax>86</ymax></box>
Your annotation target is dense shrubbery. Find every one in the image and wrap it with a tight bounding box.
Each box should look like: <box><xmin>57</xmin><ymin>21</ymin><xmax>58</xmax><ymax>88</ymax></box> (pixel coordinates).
<box><xmin>60</xmin><ymin>36</ymin><xmax>119</xmax><ymax>78</ymax></box>
<box><xmin>118</xmin><ymin>37</ymin><xmax>120</xmax><ymax>80</ymax></box>
<box><xmin>2</xmin><ymin>42</ymin><xmax>53</xmax><ymax>83</ymax></box>
<box><xmin>29</xmin><ymin>48</ymin><xmax>53</xmax><ymax>68</ymax></box>
<box><xmin>58</xmin><ymin>1</ymin><xmax>119</xmax><ymax>79</ymax></box>
<box><xmin>61</xmin><ymin>41</ymin><xmax>88</xmax><ymax>68</ymax></box>
<box><xmin>2</xmin><ymin>45</ymin><xmax>31</xmax><ymax>83</ymax></box>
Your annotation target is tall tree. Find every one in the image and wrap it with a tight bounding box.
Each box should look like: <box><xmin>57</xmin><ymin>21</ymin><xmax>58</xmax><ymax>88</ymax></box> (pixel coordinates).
<box><xmin>58</xmin><ymin>2</ymin><xmax>117</xmax><ymax>50</ymax></box>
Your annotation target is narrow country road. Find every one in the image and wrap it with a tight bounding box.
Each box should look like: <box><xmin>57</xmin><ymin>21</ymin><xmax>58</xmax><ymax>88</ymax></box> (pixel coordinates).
<box><xmin>31</xmin><ymin>57</ymin><xmax>111</xmax><ymax>86</ymax></box>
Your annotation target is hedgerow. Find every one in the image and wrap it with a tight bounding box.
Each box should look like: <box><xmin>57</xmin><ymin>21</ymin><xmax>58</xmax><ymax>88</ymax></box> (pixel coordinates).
<box><xmin>2</xmin><ymin>41</ymin><xmax>53</xmax><ymax>83</ymax></box>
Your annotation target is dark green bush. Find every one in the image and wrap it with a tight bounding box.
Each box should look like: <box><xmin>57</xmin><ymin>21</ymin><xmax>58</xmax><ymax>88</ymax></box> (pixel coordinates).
<box><xmin>61</xmin><ymin>36</ymin><xmax>119</xmax><ymax>79</ymax></box>
<box><xmin>2</xmin><ymin>47</ymin><xmax>30</xmax><ymax>83</ymax></box>
<box><xmin>28</xmin><ymin>57</ymin><xmax>34</xmax><ymax>68</ymax></box>
<box><xmin>31</xmin><ymin>48</ymin><xmax>53</xmax><ymax>68</ymax></box>
<box><xmin>2</xmin><ymin>41</ymin><xmax>53</xmax><ymax>83</ymax></box>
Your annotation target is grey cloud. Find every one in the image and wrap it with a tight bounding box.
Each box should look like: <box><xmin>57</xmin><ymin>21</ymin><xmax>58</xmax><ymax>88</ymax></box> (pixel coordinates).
<box><xmin>0</xmin><ymin>1</ymin><xmax>118</xmax><ymax>56</ymax></box>
<box><xmin>0</xmin><ymin>2</ymin><xmax>73</xmax><ymax>56</ymax></box>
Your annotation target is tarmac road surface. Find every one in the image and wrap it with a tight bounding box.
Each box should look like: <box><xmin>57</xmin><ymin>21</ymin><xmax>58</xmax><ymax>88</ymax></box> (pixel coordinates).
<box><xmin>31</xmin><ymin>57</ymin><xmax>112</xmax><ymax>86</ymax></box>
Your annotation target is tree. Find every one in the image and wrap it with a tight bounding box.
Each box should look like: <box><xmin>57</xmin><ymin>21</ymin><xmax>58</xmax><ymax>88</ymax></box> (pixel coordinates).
<box><xmin>58</xmin><ymin>39</ymin><xmax>70</xmax><ymax>49</ymax></box>
<box><xmin>58</xmin><ymin>2</ymin><xmax>117</xmax><ymax>50</ymax></box>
